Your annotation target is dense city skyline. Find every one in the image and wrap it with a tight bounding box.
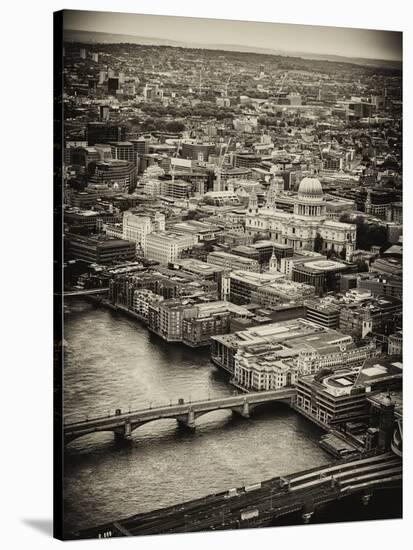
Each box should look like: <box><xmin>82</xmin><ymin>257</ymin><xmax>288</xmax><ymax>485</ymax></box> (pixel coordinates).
<box><xmin>55</xmin><ymin>9</ymin><xmax>403</xmax><ymax>541</ymax></box>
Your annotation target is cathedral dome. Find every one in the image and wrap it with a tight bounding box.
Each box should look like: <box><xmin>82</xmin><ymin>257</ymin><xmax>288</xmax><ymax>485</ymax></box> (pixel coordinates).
<box><xmin>298</xmin><ymin>177</ymin><xmax>323</xmax><ymax>201</ymax></box>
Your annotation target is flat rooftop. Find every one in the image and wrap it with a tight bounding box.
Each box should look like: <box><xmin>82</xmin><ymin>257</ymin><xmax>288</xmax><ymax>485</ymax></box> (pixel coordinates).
<box><xmin>298</xmin><ymin>259</ymin><xmax>348</xmax><ymax>272</ymax></box>
<box><xmin>174</xmin><ymin>258</ymin><xmax>224</xmax><ymax>275</ymax></box>
<box><xmin>212</xmin><ymin>318</ymin><xmax>351</xmax><ymax>350</ymax></box>
<box><xmin>356</xmin><ymin>355</ymin><xmax>403</xmax><ymax>387</ymax></box>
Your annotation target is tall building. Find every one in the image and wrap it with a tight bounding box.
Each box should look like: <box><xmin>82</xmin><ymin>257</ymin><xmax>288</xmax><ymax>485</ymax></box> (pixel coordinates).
<box><xmin>108</xmin><ymin>78</ymin><xmax>119</xmax><ymax>94</ymax></box>
<box><xmin>99</xmin><ymin>105</ymin><xmax>110</xmax><ymax>121</ymax></box>
<box><xmin>88</xmin><ymin>160</ymin><xmax>137</xmax><ymax>192</ymax></box>
<box><xmin>87</xmin><ymin>122</ymin><xmax>126</xmax><ymax>146</ymax></box>
<box><xmin>181</xmin><ymin>141</ymin><xmax>215</xmax><ymax>162</ymax></box>
<box><xmin>109</xmin><ymin>142</ymin><xmax>136</xmax><ymax>163</ymax></box>
<box><xmin>130</xmin><ymin>138</ymin><xmax>149</xmax><ymax>169</ymax></box>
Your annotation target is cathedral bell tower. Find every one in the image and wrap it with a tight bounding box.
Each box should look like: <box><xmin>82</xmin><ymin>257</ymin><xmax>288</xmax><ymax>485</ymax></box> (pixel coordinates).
<box><xmin>365</xmin><ymin>188</ymin><xmax>373</xmax><ymax>215</ymax></box>
<box><xmin>266</xmin><ymin>175</ymin><xmax>284</xmax><ymax>209</ymax></box>
<box><xmin>269</xmin><ymin>250</ymin><xmax>278</xmax><ymax>272</ymax></box>
<box><xmin>248</xmin><ymin>188</ymin><xmax>259</xmax><ymax>215</ymax></box>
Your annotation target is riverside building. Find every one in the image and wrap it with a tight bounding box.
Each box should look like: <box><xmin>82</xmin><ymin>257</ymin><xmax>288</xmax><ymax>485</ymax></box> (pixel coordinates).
<box><xmin>211</xmin><ymin>318</ymin><xmax>378</xmax><ymax>378</ymax></box>
<box><xmin>295</xmin><ymin>356</ymin><xmax>402</xmax><ymax>429</ymax></box>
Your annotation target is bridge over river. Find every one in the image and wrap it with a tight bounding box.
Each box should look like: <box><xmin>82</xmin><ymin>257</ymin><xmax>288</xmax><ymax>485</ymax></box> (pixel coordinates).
<box><xmin>64</xmin><ymin>389</ymin><xmax>296</xmax><ymax>446</ymax></box>
<box><xmin>73</xmin><ymin>451</ymin><xmax>401</xmax><ymax>539</ymax></box>
<box><xmin>63</xmin><ymin>288</ymin><xmax>109</xmax><ymax>298</ymax></box>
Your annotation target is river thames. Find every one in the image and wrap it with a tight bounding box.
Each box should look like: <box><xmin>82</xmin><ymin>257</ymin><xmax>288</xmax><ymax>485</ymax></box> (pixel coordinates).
<box><xmin>63</xmin><ymin>298</ymin><xmax>332</xmax><ymax>532</ymax></box>
<box><xmin>63</xmin><ymin>299</ymin><xmax>402</xmax><ymax>534</ymax></box>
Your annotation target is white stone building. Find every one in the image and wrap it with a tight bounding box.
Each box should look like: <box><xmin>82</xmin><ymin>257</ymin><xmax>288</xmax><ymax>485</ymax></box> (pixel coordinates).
<box><xmin>122</xmin><ymin>211</ymin><xmax>165</xmax><ymax>253</ymax></box>
<box><xmin>145</xmin><ymin>231</ymin><xmax>197</xmax><ymax>264</ymax></box>
<box><xmin>245</xmin><ymin>176</ymin><xmax>356</xmax><ymax>260</ymax></box>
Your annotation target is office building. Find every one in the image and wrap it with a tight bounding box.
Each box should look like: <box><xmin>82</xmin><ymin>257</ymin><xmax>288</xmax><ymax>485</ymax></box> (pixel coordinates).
<box><xmin>207</xmin><ymin>251</ymin><xmax>260</xmax><ymax>272</ymax></box>
<box><xmin>229</xmin><ymin>270</ymin><xmax>315</xmax><ymax>306</ymax></box>
<box><xmin>305</xmin><ymin>299</ymin><xmax>340</xmax><ymax>329</ymax></box>
<box><xmin>229</xmin><ymin>320</ymin><xmax>378</xmax><ymax>391</ymax></box>
<box><xmin>122</xmin><ymin>212</ymin><xmax>152</xmax><ymax>252</ymax></box>
<box><xmin>109</xmin><ymin>141</ymin><xmax>136</xmax><ymax>164</ymax></box>
<box><xmin>358</xmin><ymin>273</ymin><xmax>402</xmax><ymax>300</ymax></box>
<box><xmin>182</xmin><ymin>301</ymin><xmax>252</xmax><ymax>347</ymax></box>
<box><xmin>296</xmin><ymin>356</ymin><xmax>402</xmax><ymax>429</ymax></box>
<box><xmin>145</xmin><ymin>232</ymin><xmax>197</xmax><ymax>264</ymax></box>
<box><xmin>87</xmin><ymin>122</ymin><xmax>126</xmax><ymax>146</ymax></box>
<box><xmin>181</xmin><ymin>141</ymin><xmax>215</xmax><ymax>162</ymax></box>
<box><xmin>108</xmin><ymin>77</ymin><xmax>119</xmax><ymax>94</ymax></box>
<box><xmin>211</xmin><ymin>318</ymin><xmax>378</xmax><ymax>376</ymax></box>
<box><xmin>66</xmin><ymin>233</ymin><xmax>136</xmax><ymax>264</ymax></box>
<box><xmin>388</xmin><ymin>332</ymin><xmax>403</xmax><ymax>356</ymax></box>
<box><xmin>88</xmin><ymin>160</ymin><xmax>137</xmax><ymax>192</ymax></box>
<box><xmin>292</xmin><ymin>259</ymin><xmax>356</xmax><ymax>294</ymax></box>
<box><xmin>100</xmin><ymin>105</ymin><xmax>110</xmax><ymax>121</ymax></box>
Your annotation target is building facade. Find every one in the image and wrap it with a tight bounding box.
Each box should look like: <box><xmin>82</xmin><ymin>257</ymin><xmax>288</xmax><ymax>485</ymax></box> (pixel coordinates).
<box><xmin>245</xmin><ymin>176</ymin><xmax>356</xmax><ymax>259</ymax></box>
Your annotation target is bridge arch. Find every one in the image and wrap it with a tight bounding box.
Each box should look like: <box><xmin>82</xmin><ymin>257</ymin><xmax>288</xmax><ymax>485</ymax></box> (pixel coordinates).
<box><xmin>65</xmin><ymin>428</ymin><xmax>119</xmax><ymax>447</ymax></box>
<box><xmin>128</xmin><ymin>416</ymin><xmax>183</xmax><ymax>433</ymax></box>
<box><xmin>192</xmin><ymin>408</ymin><xmax>234</xmax><ymax>424</ymax></box>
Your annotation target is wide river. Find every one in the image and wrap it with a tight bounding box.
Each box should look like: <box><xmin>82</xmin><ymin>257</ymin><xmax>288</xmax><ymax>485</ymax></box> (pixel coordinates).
<box><xmin>63</xmin><ymin>298</ymin><xmax>332</xmax><ymax>533</ymax></box>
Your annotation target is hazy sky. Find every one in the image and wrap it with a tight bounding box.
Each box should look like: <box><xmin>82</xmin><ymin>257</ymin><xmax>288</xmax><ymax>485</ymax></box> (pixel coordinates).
<box><xmin>64</xmin><ymin>10</ymin><xmax>402</xmax><ymax>61</ymax></box>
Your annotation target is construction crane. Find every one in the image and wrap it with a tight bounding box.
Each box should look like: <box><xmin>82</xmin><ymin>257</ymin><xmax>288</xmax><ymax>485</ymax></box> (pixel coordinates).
<box><xmin>215</xmin><ymin>138</ymin><xmax>232</xmax><ymax>192</ymax></box>
<box><xmin>199</xmin><ymin>68</ymin><xmax>203</xmax><ymax>96</ymax></box>
<box><xmin>224</xmin><ymin>75</ymin><xmax>232</xmax><ymax>97</ymax></box>
<box><xmin>171</xmin><ymin>139</ymin><xmax>181</xmax><ymax>183</ymax></box>
<box><xmin>274</xmin><ymin>72</ymin><xmax>288</xmax><ymax>105</ymax></box>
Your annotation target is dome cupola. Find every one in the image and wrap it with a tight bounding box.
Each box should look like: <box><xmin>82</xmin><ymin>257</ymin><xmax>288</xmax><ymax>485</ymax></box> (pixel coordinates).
<box><xmin>298</xmin><ymin>177</ymin><xmax>323</xmax><ymax>201</ymax></box>
<box><xmin>294</xmin><ymin>177</ymin><xmax>326</xmax><ymax>218</ymax></box>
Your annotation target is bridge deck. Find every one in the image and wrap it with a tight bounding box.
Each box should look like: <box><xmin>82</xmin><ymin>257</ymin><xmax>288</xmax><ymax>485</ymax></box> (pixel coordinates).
<box><xmin>73</xmin><ymin>452</ymin><xmax>401</xmax><ymax>539</ymax></box>
<box><xmin>63</xmin><ymin>288</ymin><xmax>109</xmax><ymax>297</ymax></box>
<box><xmin>64</xmin><ymin>389</ymin><xmax>296</xmax><ymax>439</ymax></box>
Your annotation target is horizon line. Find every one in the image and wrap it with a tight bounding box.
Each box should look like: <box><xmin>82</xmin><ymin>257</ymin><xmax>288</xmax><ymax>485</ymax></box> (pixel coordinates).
<box><xmin>63</xmin><ymin>27</ymin><xmax>402</xmax><ymax>64</ymax></box>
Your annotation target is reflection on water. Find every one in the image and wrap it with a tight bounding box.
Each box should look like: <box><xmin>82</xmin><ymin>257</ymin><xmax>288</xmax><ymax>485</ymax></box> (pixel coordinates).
<box><xmin>63</xmin><ymin>299</ymin><xmax>331</xmax><ymax>532</ymax></box>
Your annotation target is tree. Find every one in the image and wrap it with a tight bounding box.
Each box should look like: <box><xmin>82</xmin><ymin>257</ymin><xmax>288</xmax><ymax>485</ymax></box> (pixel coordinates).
<box><xmin>314</xmin><ymin>233</ymin><xmax>324</xmax><ymax>253</ymax></box>
<box><xmin>355</xmin><ymin>260</ymin><xmax>369</xmax><ymax>273</ymax></box>
<box><xmin>185</xmin><ymin>210</ymin><xmax>204</xmax><ymax>221</ymax></box>
<box><xmin>339</xmin><ymin>214</ymin><xmax>389</xmax><ymax>251</ymax></box>
<box><xmin>165</xmin><ymin>121</ymin><xmax>185</xmax><ymax>133</ymax></box>
<box><xmin>252</xmin><ymin>232</ymin><xmax>267</xmax><ymax>243</ymax></box>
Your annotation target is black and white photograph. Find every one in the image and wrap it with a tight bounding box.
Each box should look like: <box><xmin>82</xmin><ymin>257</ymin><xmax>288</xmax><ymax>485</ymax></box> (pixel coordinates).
<box><xmin>3</xmin><ymin>1</ymin><xmax>413</xmax><ymax>547</ymax></box>
<box><xmin>52</xmin><ymin>8</ymin><xmax>405</xmax><ymax>541</ymax></box>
